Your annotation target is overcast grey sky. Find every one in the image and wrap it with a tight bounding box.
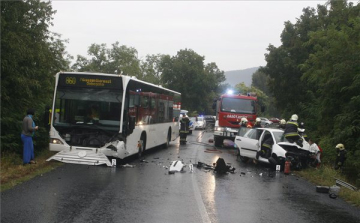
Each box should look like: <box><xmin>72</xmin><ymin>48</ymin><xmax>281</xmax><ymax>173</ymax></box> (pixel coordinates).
<box><xmin>50</xmin><ymin>1</ymin><xmax>328</xmax><ymax>72</ymax></box>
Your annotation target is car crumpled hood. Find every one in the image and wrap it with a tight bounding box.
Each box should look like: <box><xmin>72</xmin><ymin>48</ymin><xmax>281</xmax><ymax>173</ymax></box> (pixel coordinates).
<box><xmin>278</xmin><ymin>142</ymin><xmax>310</xmax><ymax>151</ymax></box>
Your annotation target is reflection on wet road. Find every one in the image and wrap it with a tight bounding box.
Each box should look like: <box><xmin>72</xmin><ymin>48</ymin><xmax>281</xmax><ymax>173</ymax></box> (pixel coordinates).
<box><xmin>1</xmin><ymin>130</ymin><xmax>360</xmax><ymax>223</ymax></box>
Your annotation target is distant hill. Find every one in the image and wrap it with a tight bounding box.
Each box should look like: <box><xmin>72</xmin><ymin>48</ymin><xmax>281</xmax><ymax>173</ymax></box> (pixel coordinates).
<box><xmin>224</xmin><ymin>67</ymin><xmax>259</xmax><ymax>87</ymax></box>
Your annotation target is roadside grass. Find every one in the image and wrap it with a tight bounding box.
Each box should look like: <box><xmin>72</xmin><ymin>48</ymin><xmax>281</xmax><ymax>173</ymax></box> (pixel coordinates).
<box><xmin>0</xmin><ymin>150</ymin><xmax>62</xmax><ymax>192</ymax></box>
<box><xmin>296</xmin><ymin>165</ymin><xmax>360</xmax><ymax>207</ymax></box>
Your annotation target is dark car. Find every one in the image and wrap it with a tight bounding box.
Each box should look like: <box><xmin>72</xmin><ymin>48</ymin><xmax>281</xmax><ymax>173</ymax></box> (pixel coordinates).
<box><xmin>269</xmin><ymin>118</ymin><xmax>280</xmax><ymax>123</ymax></box>
<box><xmin>204</xmin><ymin>115</ymin><xmax>215</xmax><ymax>128</ymax></box>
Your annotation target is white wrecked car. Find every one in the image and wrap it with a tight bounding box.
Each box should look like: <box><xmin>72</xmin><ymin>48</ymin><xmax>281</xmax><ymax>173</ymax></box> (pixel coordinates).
<box><xmin>234</xmin><ymin>127</ymin><xmax>311</xmax><ymax>169</ymax></box>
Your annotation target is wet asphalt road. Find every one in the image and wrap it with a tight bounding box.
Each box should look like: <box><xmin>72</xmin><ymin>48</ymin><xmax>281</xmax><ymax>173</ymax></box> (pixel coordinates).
<box><xmin>1</xmin><ymin>130</ymin><xmax>360</xmax><ymax>223</ymax></box>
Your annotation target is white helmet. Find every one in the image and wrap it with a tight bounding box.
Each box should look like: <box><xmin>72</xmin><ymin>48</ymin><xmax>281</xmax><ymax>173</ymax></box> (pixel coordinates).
<box><xmin>335</xmin><ymin>143</ymin><xmax>345</xmax><ymax>150</ymax></box>
<box><xmin>241</xmin><ymin>117</ymin><xmax>248</xmax><ymax>124</ymax></box>
<box><xmin>255</xmin><ymin>118</ymin><xmax>261</xmax><ymax>123</ymax></box>
<box><xmin>291</xmin><ymin>114</ymin><xmax>298</xmax><ymax>121</ymax></box>
<box><xmin>280</xmin><ymin>119</ymin><xmax>286</xmax><ymax>125</ymax></box>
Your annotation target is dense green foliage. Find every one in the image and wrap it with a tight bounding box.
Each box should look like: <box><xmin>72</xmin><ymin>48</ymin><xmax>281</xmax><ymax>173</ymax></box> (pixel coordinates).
<box><xmin>1</xmin><ymin>0</ymin><xmax>71</xmax><ymax>154</ymax></box>
<box><xmin>72</xmin><ymin>47</ymin><xmax>226</xmax><ymax>115</ymax></box>
<box><xmin>261</xmin><ymin>0</ymin><xmax>360</xmax><ymax>180</ymax></box>
<box><xmin>160</xmin><ymin>49</ymin><xmax>225</xmax><ymax>114</ymax></box>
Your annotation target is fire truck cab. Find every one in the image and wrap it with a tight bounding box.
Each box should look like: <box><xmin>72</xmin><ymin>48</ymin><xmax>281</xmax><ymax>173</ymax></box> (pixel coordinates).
<box><xmin>213</xmin><ymin>92</ymin><xmax>262</xmax><ymax>147</ymax></box>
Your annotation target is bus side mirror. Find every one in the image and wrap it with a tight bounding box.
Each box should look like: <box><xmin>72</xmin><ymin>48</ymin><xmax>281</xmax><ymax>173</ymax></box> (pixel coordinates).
<box><xmin>134</xmin><ymin>95</ymin><xmax>140</xmax><ymax>106</ymax></box>
<box><xmin>128</xmin><ymin>116</ymin><xmax>136</xmax><ymax>135</ymax></box>
<box><xmin>261</xmin><ymin>106</ymin><xmax>265</xmax><ymax>113</ymax></box>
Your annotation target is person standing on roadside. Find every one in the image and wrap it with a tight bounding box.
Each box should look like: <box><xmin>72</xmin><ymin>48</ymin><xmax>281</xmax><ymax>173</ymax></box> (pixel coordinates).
<box><xmin>308</xmin><ymin>139</ymin><xmax>321</xmax><ymax>167</ymax></box>
<box><xmin>334</xmin><ymin>143</ymin><xmax>347</xmax><ymax>170</ymax></box>
<box><xmin>21</xmin><ymin>108</ymin><xmax>39</xmax><ymax>165</ymax></box>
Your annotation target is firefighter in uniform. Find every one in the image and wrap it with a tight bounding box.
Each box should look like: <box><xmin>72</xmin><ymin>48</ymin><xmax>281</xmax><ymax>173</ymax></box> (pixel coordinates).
<box><xmin>179</xmin><ymin>115</ymin><xmax>190</xmax><ymax>145</ymax></box>
<box><xmin>240</xmin><ymin>117</ymin><xmax>252</xmax><ymax>128</ymax></box>
<box><xmin>334</xmin><ymin>143</ymin><xmax>347</xmax><ymax>170</ymax></box>
<box><xmin>253</xmin><ymin>118</ymin><xmax>262</xmax><ymax>128</ymax></box>
<box><xmin>284</xmin><ymin>114</ymin><xmax>303</xmax><ymax>147</ymax></box>
<box><xmin>256</xmin><ymin>135</ymin><xmax>274</xmax><ymax>159</ymax></box>
<box><xmin>298</xmin><ymin>122</ymin><xmax>308</xmax><ymax>142</ymax></box>
<box><xmin>279</xmin><ymin>119</ymin><xmax>286</xmax><ymax>130</ymax></box>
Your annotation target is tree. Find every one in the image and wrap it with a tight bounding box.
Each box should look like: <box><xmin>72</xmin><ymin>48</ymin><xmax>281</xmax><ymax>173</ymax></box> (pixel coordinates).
<box><xmin>1</xmin><ymin>0</ymin><xmax>71</xmax><ymax>154</ymax></box>
<box><xmin>140</xmin><ymin>54</ymin><xmax>164</xmax><ymax>85</ymax></box>
<box><xmin>71</xmin><ymin>42</ymin><xmax>141</xmax><ymax>78</ymax></box>
<box><xmin>160</xmin><ymin>49</ymin><xmax>225</xmax><ymax>114</ymax></box>
<box><xmin>252</xmin><ymin>69</ymin><xmax>270</xmax><ymax>95</ymax></box>
<box><xmin>263</xmin><ymin>0</ymin><xmax>360</xmax><ymax>179</ymax></box>
<box><xmin>300</xmin><ymin>0</ymin><xmax>360</xmax><ymax>178</ymax></box>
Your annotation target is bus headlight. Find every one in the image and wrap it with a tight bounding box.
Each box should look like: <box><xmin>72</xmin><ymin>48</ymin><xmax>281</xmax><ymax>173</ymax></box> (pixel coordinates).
<box><xmin>51</xmin><ymin>138</ymin><xmax>63</xmax><ymax>144</ymax></box>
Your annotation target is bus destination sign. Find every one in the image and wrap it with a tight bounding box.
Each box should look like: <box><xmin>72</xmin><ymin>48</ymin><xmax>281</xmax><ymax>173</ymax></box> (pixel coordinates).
<box><xmin>59</xmin><ymin>74</ymin><xmax>122</xmax><ymax>89</ymax></box>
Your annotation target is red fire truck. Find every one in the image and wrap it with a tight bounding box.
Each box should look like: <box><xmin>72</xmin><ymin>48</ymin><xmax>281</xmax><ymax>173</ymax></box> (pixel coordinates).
<box><xmin>213</xmin><ymin>92</ymin><xmax>263</xmax><ymax>146</ymax></box>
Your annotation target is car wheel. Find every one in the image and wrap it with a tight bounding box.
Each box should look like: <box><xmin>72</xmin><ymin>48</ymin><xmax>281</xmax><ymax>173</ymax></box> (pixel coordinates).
<box><xmin>268</xmin><ymin>156</ymin><xmax>278</xmax><ymax>166</ymax></box>
<box><xmin>239</xmin><ymin>151</ymin><xmax>249</xmax><ymax>163</ymax></box>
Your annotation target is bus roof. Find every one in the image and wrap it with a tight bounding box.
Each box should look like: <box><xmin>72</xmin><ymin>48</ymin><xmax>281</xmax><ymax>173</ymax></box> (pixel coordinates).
<box><xmin>57</xmin><ymin>71</ymin><xmax>181</xmax><ymax>95</ymax></box>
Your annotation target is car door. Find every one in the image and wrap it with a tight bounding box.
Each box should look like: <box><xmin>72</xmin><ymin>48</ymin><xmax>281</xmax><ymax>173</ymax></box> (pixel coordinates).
<box><xmin>257</xmin><ymin>130</ymin><xmax>273</xmax><ymax>163</ymax></box>
<box><xmin>235</xmin><ymin>128</ymin><xmax>263</xmax><ymax>159</ymax></box>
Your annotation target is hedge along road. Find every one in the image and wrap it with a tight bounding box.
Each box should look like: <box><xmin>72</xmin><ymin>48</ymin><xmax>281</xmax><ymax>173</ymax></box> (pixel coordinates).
<box><xmin>1</xmin><ymin>130</ymin><xmax>360</xmax><ymax>223</ymax></box>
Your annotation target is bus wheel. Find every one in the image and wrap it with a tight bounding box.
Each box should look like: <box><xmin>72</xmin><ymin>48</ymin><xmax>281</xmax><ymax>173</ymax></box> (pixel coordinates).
<box><xmin>138</xmin><ymin>135</ymin><xmax>146</xmax><ymax>158</ymax></box>
<box><xmin>164</xmin><ymin>129</ymin><xmax>171</xmax><ymax>149</ymax></box>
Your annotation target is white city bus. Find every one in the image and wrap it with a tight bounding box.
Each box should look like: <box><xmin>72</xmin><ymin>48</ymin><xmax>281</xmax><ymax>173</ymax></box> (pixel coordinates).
<box><xmin>47</xmin><ymin>72</ymin><xmax>181</xmax><ymax>166</ymax></box>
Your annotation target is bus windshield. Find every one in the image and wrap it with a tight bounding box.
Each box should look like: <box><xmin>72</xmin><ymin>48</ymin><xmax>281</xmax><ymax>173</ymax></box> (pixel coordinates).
<box><xmin>53</xmin><ymin>88</ymin><xmax>122</xmax><ymax>130</ymax></box>
<box><xmin>221</xmin><ymin>98</ymin><xmax>255</xmax><ymax>114</ymax></box>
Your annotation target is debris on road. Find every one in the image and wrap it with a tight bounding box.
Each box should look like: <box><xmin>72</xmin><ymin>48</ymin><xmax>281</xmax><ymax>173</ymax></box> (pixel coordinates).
<box><xmin>329</xmin><ymin>185</ymin><xmax>340</xmax><ymax>199</ymax></box>
<box><xmin>168</xmin><ymin>160</ymin><xmax>185</xmax><ymax>174</ymax></box>
<box><xmin>189</xmin><ymin>163</ymin><xmax>194</xmax><ymax>173</ymax></box>
<box><xmin>197</xmin><ymin>161</ymin><xmax>214</xmax><ymax>170</ymax></box>
<box><xmin>204</xmin><ymin>148</ymin><xmax>222</xmax><ymax>153</ymax></box>
<box><xmin>122</xmin><ymin>164</ymin><xmax>135</xmax><ymax>168</ymax></box>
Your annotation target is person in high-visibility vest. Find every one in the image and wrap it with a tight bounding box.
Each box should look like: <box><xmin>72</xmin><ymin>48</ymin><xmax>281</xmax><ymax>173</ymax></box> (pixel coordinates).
<box><xmin>256</xmin><ymin>136</ymin><xmax>274</xmax><ymax>160</ymax></box>
<box><xmin>284</xmin><ymin>114</ymin><xmax>303</xmax><ymax>147</ymax></box>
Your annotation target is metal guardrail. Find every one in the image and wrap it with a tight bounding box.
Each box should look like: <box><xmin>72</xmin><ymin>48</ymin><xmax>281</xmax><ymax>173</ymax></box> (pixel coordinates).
<box><xmin>335</xmin><ymin>178</ymin><xmax>358</xmax><ymax>191</ymax></box>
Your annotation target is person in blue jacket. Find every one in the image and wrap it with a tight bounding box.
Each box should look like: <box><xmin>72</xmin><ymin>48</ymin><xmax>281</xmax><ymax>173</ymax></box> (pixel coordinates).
<box><xmin>21</xmin><ymin>108</ymin><xmax>39</xmax><ymax>165</ymax></box>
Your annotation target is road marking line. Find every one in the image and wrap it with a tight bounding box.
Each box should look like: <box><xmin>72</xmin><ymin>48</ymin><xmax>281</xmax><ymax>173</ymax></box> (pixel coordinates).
<box><xmin>191</xmin><ymin>173</ymin><xmax>211</xmax><ymax>223</ymax></box>
<box><xmin>191</xmin><ymin>143</ymin><xmax>212</xmax><ymax>223</ymax></box>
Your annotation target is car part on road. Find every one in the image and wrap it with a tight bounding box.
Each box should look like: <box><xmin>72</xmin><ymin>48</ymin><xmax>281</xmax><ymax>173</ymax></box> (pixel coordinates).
<box><xmin>335</xmin><ymin>178</ymin><xmax>358</xmax><ymax>191</ymax></box>
<box><xmin>196</xmin><ymin>161</ymin><xmax>214</xmax><ymax>170</ymax></box>
<box><xmin>46</xmin><ymin>150</ymin><xmax>112</xmax><ymax>166</ymax></box>
<box><xmin>329</xmin><ymin>185</ymin><xmax>340</xmax><ymax>199</ymax></box>
<box><xmin>316</xmin><ymin>186</ymin><xmax>330</xmax><ymax>193</ymax></box>
<box><xmin>214</xmin><ymin>158</ymin><xmax>236</xmax><ymax>174</ymax></box>
<box><xmin>169</xmin><ymin>160</ymin><xmax>185</xmax><ymax>174</ymax></box>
